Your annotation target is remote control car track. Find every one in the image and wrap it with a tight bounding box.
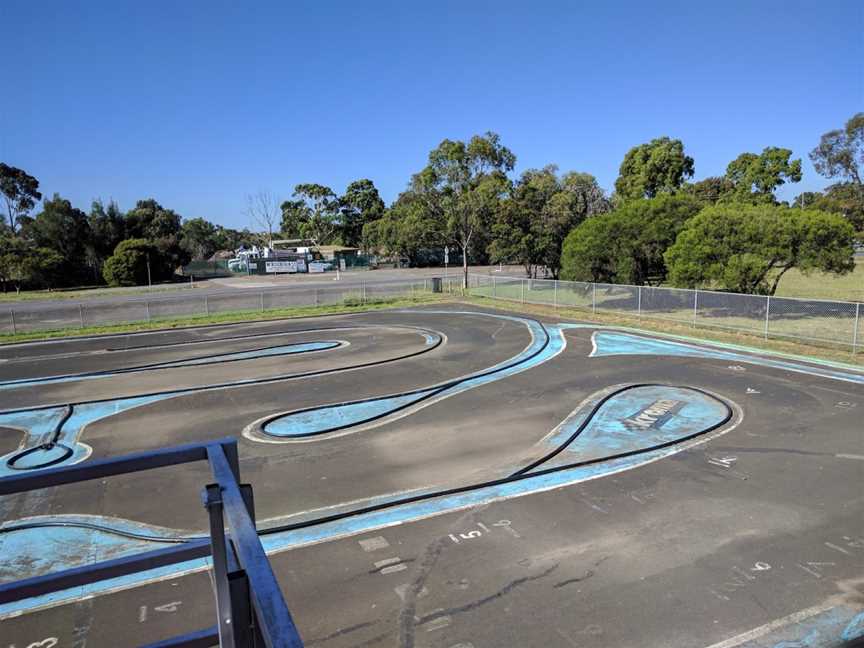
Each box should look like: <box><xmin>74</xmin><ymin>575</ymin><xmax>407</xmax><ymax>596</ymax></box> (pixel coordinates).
<box><xmin>0</xmin><ymin>304</ymin><xmax>861</xmax><ymax>648</ymax></box>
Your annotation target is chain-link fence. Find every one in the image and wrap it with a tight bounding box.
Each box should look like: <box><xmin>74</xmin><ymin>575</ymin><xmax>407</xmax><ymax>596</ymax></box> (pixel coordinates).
<box><xmin>468</xmin><ymin>274</ymin><xmax>863</xmax><ymax>353</ymax></box>
<box><xmin>0</xmin><ymin>278</ymin><xmax>439</xmax><ymax>336</ymax></box>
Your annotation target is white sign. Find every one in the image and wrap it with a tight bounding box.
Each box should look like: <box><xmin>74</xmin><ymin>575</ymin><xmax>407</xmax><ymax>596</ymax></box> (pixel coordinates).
<box><xmin>265</xmin><ymin>261</ymin><xmax>297</xmax><ymax>273</ymax></box>
<box><xmin>309</xmin><ymin>262</ymin><xmax>327</xmax><ymax>273</ymax></box>
<box><xmin>339</xmin><ymin>258</ymin><xmax>346</xmax><ymax>271</ymax></box>
<box><xmin>444</xmin><ymin>247</ymin><xmax>449</xmax><ymax>264</ymax></box>
<box><xmin>295</xmin><ymin>258</ymin><xmax>307</xmax><ymax>272</ymax></box>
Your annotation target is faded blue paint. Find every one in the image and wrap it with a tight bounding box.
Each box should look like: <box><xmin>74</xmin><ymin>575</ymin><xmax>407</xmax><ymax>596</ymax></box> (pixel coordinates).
<box><xmin>0</xmin><ymin>438</ymin><xmax>723</xmax><ymax>617</ymax></box>
<box><xmin>843</xmin><ymin>611</ymin><xmax>864</xmax><ymax>641</ymax></box>
<box><xmin>0</xmin><ymin>341</ymin><xmax>342</xmax><ymax>392</ymax></box>
<box><xmin>263</xmin><ymin>315</ymin><xmax>566</xmax><ymax>438</ymax></box>
<box><xmin>265</xmin><ymin>389</ymin><xmax>438</xmax><ymax>437</ymax></box>
<box><xmin>423</xmin><ymin>333</ymin><xmax>440</xmax><ymax>346</ymax></box>
<box><xmin>541</xmin><ymin>385</ymin><xmax>728</xmax><ymax>466</ymax></box>
<box><xmin>0</xmin><ymin>394</ymin><xmax>172</xmax><ymax>476</ymax></box>
<box><xmin>590</xmin><ymin>331</ymin><xmax>864</xmax><ymax>385</ymax></box>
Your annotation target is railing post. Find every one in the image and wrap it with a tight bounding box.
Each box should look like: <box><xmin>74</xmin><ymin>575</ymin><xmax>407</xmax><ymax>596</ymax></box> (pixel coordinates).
<box><xmin>592</xmin><ymin>283</ymin><xmax>596</xmax><ymax>314</ymax></box>
<box><xmin>693</xmin><ymin>289</ymin><xmax>698</xmax><ymax>327</ymax></box>
<box><xmin>764</xmin><ymin>295</ymin><xmax>771</xmax><ymax>340</ymax></box>
<box><xmin>521</xmin><ymin>279</ymin><xmax>525</xmax><ymax>304</ymax></box>
<box><xmin>203</xmin><ymin>484</ymin><xmax>237</xmax><ymax>648</ymax></box>
<box><xmin>260</xmin><ymin>292</ymin><xmax>264</xmax><ymax>313</ymax></box>
<box><xmin>493</xmin><ymin>276</ymin><xmax>497</xmax><ymax>298</ymax></box>
<box><xmin>146</xmin><ymin>300</ymin><xmax>151</xmax><ymax>322</ymax></box>
<box><xmin>637</xmin><ymin>286</ymin><xmax>642</xmax><ymax>318</ymax></box>
<box><xmin>204</xmin><ymin>295</ymin><xmax>209</xmax><ymax>316</ymax></box>
<box><xmin>9</xmin><ymin>309</ymin><xmax>16</xmax><ymax>335</ymax></box>
<box><xmin>363</xmin><ymin>281</ymin><xmax>367</xmax><ymax>302</ymax></box>
<box><xmin>554</xmin><ymin>280</ymin><xmax>558</xmax><ymax>309</ymax></box>
<box><xmin>78</xmin><ymin>304</ymin><xmax>85</xmax><ymax>329</ymax></box>
<box><xmin>853</xmin><ymin>302</ymin><xmax>860</xmax><ymax>354</ymax></box>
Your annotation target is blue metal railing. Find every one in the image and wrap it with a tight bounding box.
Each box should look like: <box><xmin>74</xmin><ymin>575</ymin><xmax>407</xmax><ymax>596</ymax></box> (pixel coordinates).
<box><xmin>0</xmin><ymin>438</ymin><xmax>304</xmax><ymax>648</ymax></box>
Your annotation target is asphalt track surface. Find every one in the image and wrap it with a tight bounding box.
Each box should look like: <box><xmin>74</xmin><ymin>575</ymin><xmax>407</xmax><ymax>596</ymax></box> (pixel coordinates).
<box><xmin>0</xmin><ymin>304</ymin><xmax>862</xmax><ymax>647</ymax></box>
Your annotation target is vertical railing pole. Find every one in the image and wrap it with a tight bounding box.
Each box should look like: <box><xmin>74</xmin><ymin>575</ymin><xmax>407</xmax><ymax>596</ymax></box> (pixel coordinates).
<box><xmin>592</xmin><ymin>283</ymin><xmax>596</xmax><ymax>314</ymax></box>
<box><xmin>363</xmin><ymin>281</ymin><xmax>367</xmax><ymax>303</ymax></box>
<box><xmin>764</xmin><ymin>295</ymin><xmax>771</xmax><ymax>340</ymax></box>
<box><xmin>78</xmin><ymin>304</ymin><xmax>85</xmax><ymax>329</ymax></box>
<box><xmin>637</xmin><ymin>286</ymin><xmax>642</xmax><ymax>319</ymax></box>
<box><xmin>493</xmin><ymin>276</ymin><xmax>497</xmax><ymax>298</ymax></box>
<box><xmin>9</xmin><ymin>309</ymin><xmax>16</xmax><ymax>335</ymax></box>
<box><xmin>554</xmin><ymin>280</ymin><xmax>558</xmax><ymax>309</ymax></box>
<box><xmin>693</xmin><ymin>289</ymin><xmax>698</xmax><ymax>327</ymax></box>
<box><xmin>853</xmin><ymin>302</ymin><xmax>860</xmax><ymax>355</ymax></box>
<box><xmin>260</xmin><ymin>292</ymin><xmax>264</xmax><ymax>313</ymax></box>
<box><xmin>203</xmin><ymin>484</ymin><xmax>237</xmax><ymax>648</ymax></box>
<box><xmin>204</xmin><ymin>295</ymin><xmax>209</xmax><ymax>316</ymax></box>
<box><xmin>521</xmin><ymin>279</ymin><xmax>525</xmax><ymax>304</ymax></box>
<box><xmin>146</xmin><ymin>300</ymin><xmax>151</xmax><ymax>322</ymax></box>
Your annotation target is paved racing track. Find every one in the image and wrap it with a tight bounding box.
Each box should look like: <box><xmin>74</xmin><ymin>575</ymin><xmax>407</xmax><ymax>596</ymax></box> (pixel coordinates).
<box><xmin>0</xmin><ymin>305</ymin><xmax>862</xmax><ymax>647</ymax></box>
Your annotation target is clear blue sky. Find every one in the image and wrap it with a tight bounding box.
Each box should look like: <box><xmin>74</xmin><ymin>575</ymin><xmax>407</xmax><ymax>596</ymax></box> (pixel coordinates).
<box><xmin>3</xmin><ymin>0</ymin><xmax>861</xmax><ymax>228</ymax></box>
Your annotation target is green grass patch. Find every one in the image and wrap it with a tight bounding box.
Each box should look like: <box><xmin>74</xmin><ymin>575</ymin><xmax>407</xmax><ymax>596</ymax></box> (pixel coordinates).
<box><xmin>0</xmin><ymin>294</ymin><xmax>448</xmax><ymax>345</ymax></box>
<box><xmin>459</xmin><ymin>294</ymin><xmax>864</xmax><ymax>367</ymax></box>
<box><xmin>774</xmin><ymin>257</ymin><xmax>864</xmax><ymax>302</ymax></box>
<box><xmin>0</xmin><ymin>283</ymin><xmax>195</xmax><ymax>303</ymax></box>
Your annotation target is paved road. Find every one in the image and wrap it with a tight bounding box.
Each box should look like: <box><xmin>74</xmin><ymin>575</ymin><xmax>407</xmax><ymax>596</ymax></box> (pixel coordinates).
<box><xmin>0</xmin><ymin>305</ymin><xmax>862</xmax><ymax>647</ymax></box>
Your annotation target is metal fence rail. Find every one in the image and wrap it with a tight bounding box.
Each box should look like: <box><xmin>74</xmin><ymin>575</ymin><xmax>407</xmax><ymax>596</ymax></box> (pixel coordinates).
<box><xmin>1</xmin><ymin>278</ymin><xmax>435</xmax><ymax>336</ymax></box>
<box><xmin>0</xmin><ymin>438</ymin><xmax>303</xmax><ymax>647</ymax></box>
<box><xmin>468</xmin><ymin>274</ymin><xmax>863</xmax><ymax>353</ymax></box>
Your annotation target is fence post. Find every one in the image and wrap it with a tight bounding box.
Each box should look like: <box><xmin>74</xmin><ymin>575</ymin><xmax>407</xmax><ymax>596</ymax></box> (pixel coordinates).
<box><xmin>764</xmin><ymin>295</ymin><xmax>771</xmax><ymax>340</ymax></box>
<box><xmin>693</xmin><ymin>289</ymin><xmax>698</xmax><ymax>327</ymax></box>
<box><xmin>637</xmin><ymin>286</ymin><xmax>642</xmax><ymax>319</ymax></box>
<box><xmin>521</xmin><ymin>279</ymin><xmax>525</xmax><ymax>304</ymax></box>
<box><xmin>362</xmin><ymin>281</ymin><xmax>367</xmax><ymax>303</ymax></box>
<box><xmin>554</xmin><ymin>280</ymin><xmax>558</xmax><ymax>309</ymax></box>
<box><xmin>146</xmin><ymin>300</ymin><xmax>151</xmax><ymax>322</ymax></box>
<box><xmin>9</xmin><ymin>309</ymin><xmax>16</xmax><ymax>335</ymax></box>
<box><xmin>592</xmin><ymin>283</ymin><xmax>596</xmax><ymax>314</ymax></box>
<box><xmin>78</xmin><ymin>304</ymin><xmax>85</xmax><ymax>329</ymax></box>
<box><xmin>204</xmin><ymin>295</ymin><xmax>209</xmax><ymax>316</ymax></box>
<box><xmin>493</xmin><ymin>276</ymin><xmax>497</xmax><ymax>298</ymax></box>
<box><xmin>853</xmin><ymin>302</ymin><xmax>860</xmax><ymax>354</ymax></box>
<box><xmin>260</xmin><ymin>291</ymin><xmax>264</xmax><ymax>313</ymax></box>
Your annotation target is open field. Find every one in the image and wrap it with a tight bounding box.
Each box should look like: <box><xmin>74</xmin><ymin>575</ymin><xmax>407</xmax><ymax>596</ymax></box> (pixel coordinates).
<box><xmin>775</xmin><ymin>257</ymin><xmax>864</xmax><ymax>302</ymax></box>
<box><xmin>0</xmin><ymin>304</ymin><xmax>862</xmax><ymax>647</ymax></box>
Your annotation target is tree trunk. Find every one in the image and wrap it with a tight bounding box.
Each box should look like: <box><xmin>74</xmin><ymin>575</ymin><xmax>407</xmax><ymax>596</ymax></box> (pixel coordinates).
<box><xmin>768</xmin><ymin>264</ymin><xmax>793</xmax><ymax>296</ymax></box>
<box><xmin>462</xmin><ymin>243</ymin><xmax>469</xmax><ymax>290</ymax></box>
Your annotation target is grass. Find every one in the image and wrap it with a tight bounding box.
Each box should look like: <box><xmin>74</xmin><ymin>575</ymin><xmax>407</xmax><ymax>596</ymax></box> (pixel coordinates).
<box><xmin>470</xmin><ymin>278</ymin><xmax>861</xmax><ymax>352</ymax></box>
<box><xmin>0</xmin><ymin>294</ymin><xmax>446</xmax><ymax>345</ymax></box>
<box><xmin>0</xmin><ymin>282</ymin><xmax>196</xmax><ymax>303</ymax></box>
<box><xmin>774</xmin><ymin>257</ymin><xmax>864</xmax><ymax>302</ymax></box>
<box><xmin>458</xmin><ymin>293</ymin><xmax>864</xmax><ymax>367</ymax></box>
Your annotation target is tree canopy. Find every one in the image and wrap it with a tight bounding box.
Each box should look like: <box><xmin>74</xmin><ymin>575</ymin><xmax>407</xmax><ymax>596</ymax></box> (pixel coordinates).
<box><xmin>665</xmin><ymin>204</ymin><xmax>855</xmax><ymax>295</ymax></box>
<box><xmin>614</xmin><ymin>137</ymin><xmax>694</xmax><ymax>201</ymax></box>
<box><xmin>0</xmin><ymin>163</ymin><xmax>42</xmax><ymax>231</ymax></box>
<box><xmin>560</xmin><ymin>194</ymin><xmax>702</xmax><ymax>285</ymax></box>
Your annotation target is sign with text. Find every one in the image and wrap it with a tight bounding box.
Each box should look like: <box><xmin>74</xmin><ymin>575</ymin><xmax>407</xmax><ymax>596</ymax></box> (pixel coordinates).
<box><xmin>265</xmin><ymin>261</ymin><xmax>297</xmax><ymax>273</ymax></box>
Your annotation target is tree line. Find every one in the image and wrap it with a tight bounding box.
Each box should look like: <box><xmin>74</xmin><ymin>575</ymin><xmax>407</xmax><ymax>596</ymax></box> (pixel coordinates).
<box><xmin>1</xmin><ymin>112</ymin><xmax>861</xmax><ymax>294</ymax></box>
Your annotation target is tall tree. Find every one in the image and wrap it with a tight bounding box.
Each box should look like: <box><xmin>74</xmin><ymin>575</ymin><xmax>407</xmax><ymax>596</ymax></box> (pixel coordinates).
<box><xmin>488</xmin><ymin>167</ymin><xmax>609</xmax><ymax>278</ymax></box>
<box><xmin>181</xmin><ymin>217</ymin><xmax>219</xmax><ymax>259</ymax></box>
<box><xmin>124</xmin><ymin>199</ymin><xmax>189</xmax><ymax>280</ymax></box>
<box><xmin>291</xmin><ymin>184</ymin><xmax>340</xmax><ymax>244</ymax></box>
<box><xmin>88</xmin><ymin>200</ymin><xmax>126</xmax><ymax>279</ymax></box>
<box><xmin>413</xmin><ymin>132</ymin><xmax>516</xmax><ymax>287</ymax></box>
<box><xmin>810</xmin><ymin>112</ymin><xmax>863</xmax><ymax>186</ymax></box>
<box><xmin>725</xmin><ymin>147</ymin><xmax>802</xmax><ymax>201</ymax></box>
<box><xmin>614</xmin><ymin>137</ymin><xmax>694</xmax><ymax>201</ymax></box>
<box><xmin>0</xmin><ymin>163</ymin><xmax>42</xmax><ymax>231</ymax></box>
<box><xmin>665</xmin><ymin>204</ymin><xmax>855</xmax><ymax>295</ymax></box>
<box><xmin>245</xmin><ymin>191</ymin><xmax>281</xmax><ymax>245</ymax></box>
<box><xmin>561</xmin><ymin>194</ymin><xmax>701</xmax><ymax>285</ymax></box>
<box><xmin>20</xmin><ymin>194</ymin><xmax>92</xmax><ymax>285</ymax></box>
<box><xmin>363</xmin><ymin>190</ymin><xmax>440</xmax><ymax>266</ymax></box>
<box><xmin>339</xmin><ymin>179</ymin><xmax>385</xmax><ymax>248</ymax></box>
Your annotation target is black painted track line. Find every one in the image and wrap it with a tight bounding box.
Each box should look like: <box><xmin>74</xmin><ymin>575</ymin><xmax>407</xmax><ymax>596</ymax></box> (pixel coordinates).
<box><xmin>0</xmin><ymin>384</ymin><xmax>734</xmax><ymax>543</ymax></box>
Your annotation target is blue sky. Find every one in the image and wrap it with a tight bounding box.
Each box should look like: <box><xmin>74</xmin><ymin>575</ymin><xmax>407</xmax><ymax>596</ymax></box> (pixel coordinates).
<box><xmin>3</xmin><ymin>0</ymin><xmax>861</xmax><ymax>228</ymax></box>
